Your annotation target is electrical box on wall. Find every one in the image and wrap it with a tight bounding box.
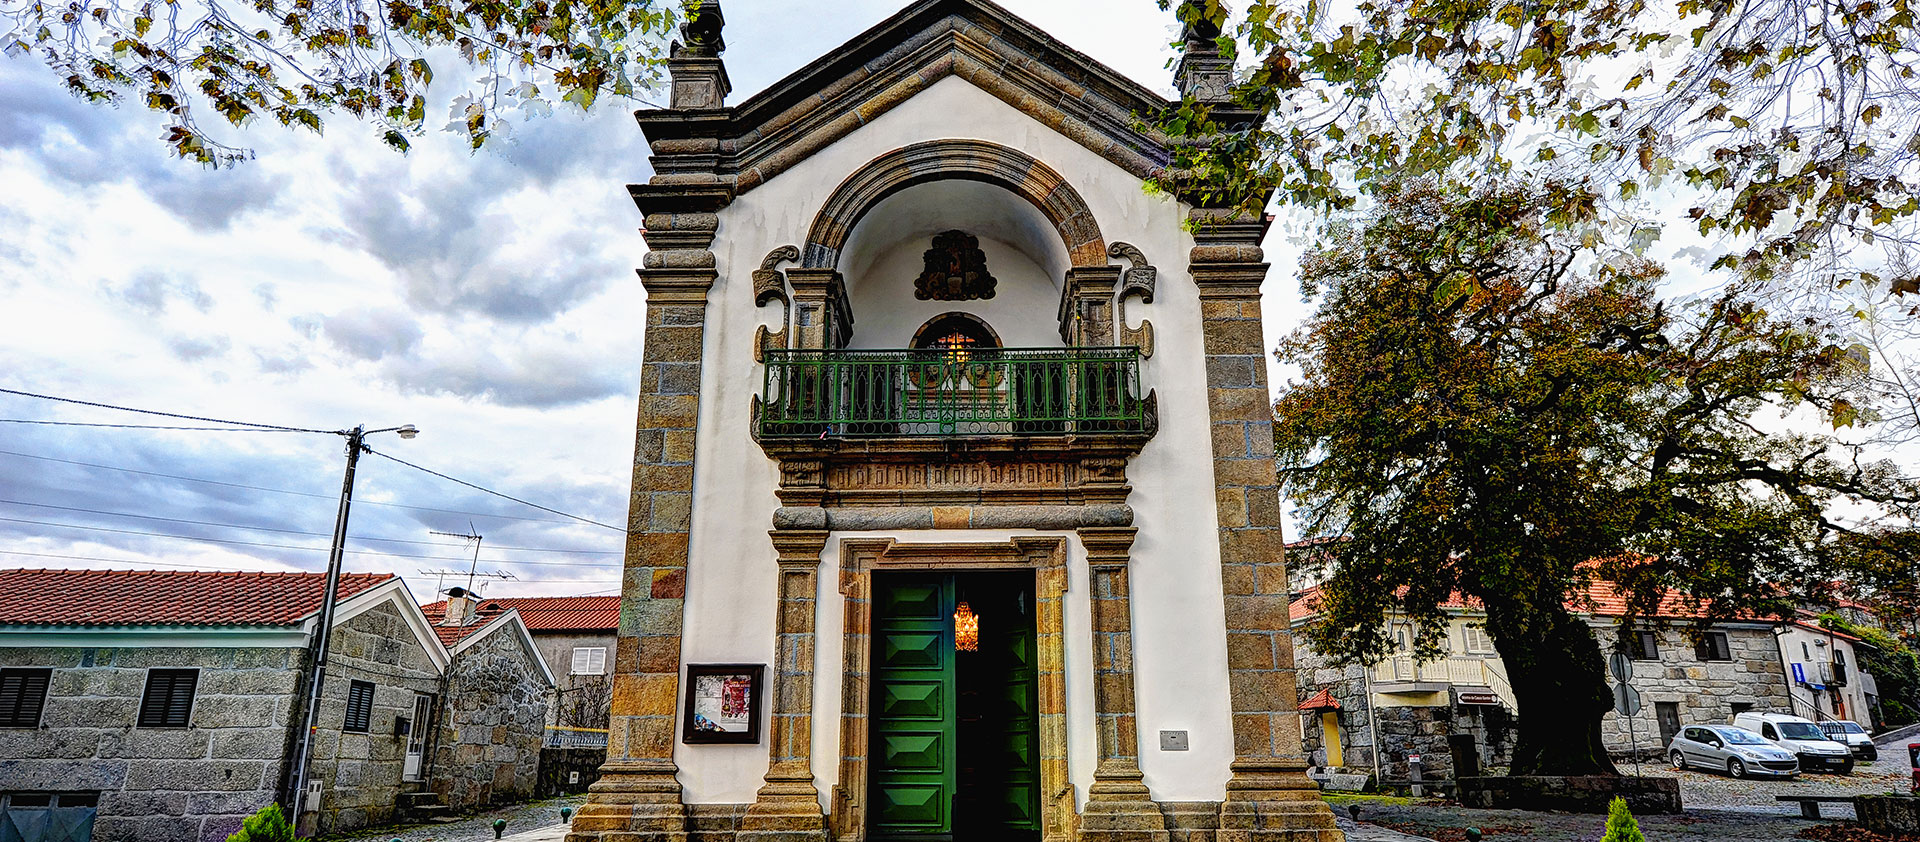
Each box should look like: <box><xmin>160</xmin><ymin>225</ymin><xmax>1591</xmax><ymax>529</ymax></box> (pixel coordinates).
<box><xmin>1159</xmin><ymin>730</ymin><xmax>1189</xmax><ymax>751</ymax></box>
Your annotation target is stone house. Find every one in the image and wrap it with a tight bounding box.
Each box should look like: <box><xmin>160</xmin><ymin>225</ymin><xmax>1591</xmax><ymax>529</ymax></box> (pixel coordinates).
<box><xmin>421</xmin><ymin>594</ymin><xmax>619</xmax><ymax>733</ymax></box>
<box><xmin>419</xmin><ymin>595</ymin><xmax>557</xmax><ymax>815</ymax></box>
<box><xmin>0</xmin><ymin>568</ymin><xmax>551</xmax><ymax>842</ymax></box>
<box><xmin>1290</xmin><ymin>576</ymin><xmax>1836</xmax><ymax>782</ymax></box>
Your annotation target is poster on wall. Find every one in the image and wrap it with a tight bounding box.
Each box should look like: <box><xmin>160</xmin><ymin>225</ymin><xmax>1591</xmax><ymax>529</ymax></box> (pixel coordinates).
<box><xmin>682</xmin><ymin>664</ymin><xmax>764</xmax><ymax>744</ymax></box>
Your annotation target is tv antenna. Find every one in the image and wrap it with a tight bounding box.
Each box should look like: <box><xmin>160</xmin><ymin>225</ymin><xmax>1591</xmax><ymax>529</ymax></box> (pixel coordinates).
<box><xmin>425</xmin><ymin>524</ymin><xmax>514</xmax><ymax>594</ymax></box>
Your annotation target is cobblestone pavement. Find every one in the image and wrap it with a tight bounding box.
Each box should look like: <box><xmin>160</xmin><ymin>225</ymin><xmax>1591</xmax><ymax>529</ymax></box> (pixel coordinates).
<box><xmin>1334</xmin><ymin>750</ymin><xmax>1913</xmax><ymax>842</ymax></box>
<box><xmin>325</xmin><ymin>795</ymin><xmax>586</xmax><ymax>842</ymax></box>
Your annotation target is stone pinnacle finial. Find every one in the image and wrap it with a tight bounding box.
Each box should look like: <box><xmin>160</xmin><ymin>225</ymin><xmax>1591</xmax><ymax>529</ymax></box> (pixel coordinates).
<box><xmin>677</xmin><ymin>0</ymin><xmax>725</xmax><ymax>58</ymax></box>
<box><xmin>1172</xmin><ymin>1</ymin><xmax>1231</xmax><ymax>103</ymax></box>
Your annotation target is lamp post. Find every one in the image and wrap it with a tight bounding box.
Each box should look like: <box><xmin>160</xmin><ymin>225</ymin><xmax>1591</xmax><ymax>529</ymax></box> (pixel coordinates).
<box><xmin>288</xmin><ymin>424</ymin><xmax>418</xmax><ymax>833</ymax></box>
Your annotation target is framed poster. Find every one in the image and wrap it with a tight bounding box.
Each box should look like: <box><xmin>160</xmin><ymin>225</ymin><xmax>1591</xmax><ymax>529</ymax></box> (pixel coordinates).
<box><xmin>682</xmin><ymin>664</ymin><xmax>764</xmax><ymax>744</ymax></box>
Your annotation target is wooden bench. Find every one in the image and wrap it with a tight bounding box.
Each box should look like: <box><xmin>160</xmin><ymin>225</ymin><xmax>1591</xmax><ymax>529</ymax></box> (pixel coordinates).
<box><xmin>1777</xmin><ymin>795</ymin><xmax>1856</xmax><ymax>819</ymax></box>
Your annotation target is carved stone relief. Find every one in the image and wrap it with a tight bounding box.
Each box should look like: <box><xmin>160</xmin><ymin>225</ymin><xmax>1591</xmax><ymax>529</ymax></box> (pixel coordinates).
<box><xmin>752</xmin><ymin>245</ymin><xmax>799</xmax><ymax>362</ymax></box>
<box><xmin>1108</xmin><ymin>241</ymin><xmax>1156</xmax><ymax>358</ymax></box>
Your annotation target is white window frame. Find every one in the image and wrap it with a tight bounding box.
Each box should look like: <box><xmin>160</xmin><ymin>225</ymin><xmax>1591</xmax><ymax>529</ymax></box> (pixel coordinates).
<box><xmin>571</xmin><ymin>646</ymin><xmax>607</xmax><ymax>676</ymax></box>
<box><xmin>1463</xmin><ymin>625</ymin><xmax>1495</xmax><ymax>655</ymax></box>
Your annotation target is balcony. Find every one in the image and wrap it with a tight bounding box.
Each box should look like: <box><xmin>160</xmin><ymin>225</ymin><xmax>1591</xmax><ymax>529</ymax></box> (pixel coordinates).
<box><xmin>757</xmin><ymin>347</ymin><xmax>1152</xmax><ymax>440</ymax></box>
<box><xmin>1371</xmin><ymin>654</ymin><xmax>1517</xmax><ymax>710</ymax></box>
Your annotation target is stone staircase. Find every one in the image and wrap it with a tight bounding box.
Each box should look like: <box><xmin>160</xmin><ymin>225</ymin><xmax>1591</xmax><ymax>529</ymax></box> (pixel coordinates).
<box><xmin>397</xmin><ymin>791</ymin><xmax>461</xmax><ymax>824</ymax></box>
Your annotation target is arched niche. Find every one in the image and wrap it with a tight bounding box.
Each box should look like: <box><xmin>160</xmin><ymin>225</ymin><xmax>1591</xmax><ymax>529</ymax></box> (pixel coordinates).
<box><xmin>801</xmin><ymin>139</ymin><xmax>1108</xmax><ymax>272</ymax></box>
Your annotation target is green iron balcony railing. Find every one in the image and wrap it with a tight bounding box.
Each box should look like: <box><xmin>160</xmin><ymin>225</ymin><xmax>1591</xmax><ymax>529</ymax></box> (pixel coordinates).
<box><xmin>758</xmin><ymin>347</ymin><xmax>1151</xmax><ymax>439</ymax></box>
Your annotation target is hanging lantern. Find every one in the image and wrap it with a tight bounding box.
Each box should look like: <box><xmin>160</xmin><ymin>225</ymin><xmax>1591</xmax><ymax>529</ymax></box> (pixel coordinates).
<box><xmin>954</xmin><ymin>600</ymin><xmax>979</xmax><ymax>652</ymax></box>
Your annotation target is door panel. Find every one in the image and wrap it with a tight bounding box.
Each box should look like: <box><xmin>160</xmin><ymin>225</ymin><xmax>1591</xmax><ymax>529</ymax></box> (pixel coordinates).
<box><xmin>870</xmin><ymin>574</ymin><xmax>956</xmax><ymax>838</ymax></box>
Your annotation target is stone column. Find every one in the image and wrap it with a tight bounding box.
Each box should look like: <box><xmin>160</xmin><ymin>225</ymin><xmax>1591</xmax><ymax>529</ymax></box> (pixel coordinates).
<box><xmin>783</xmin><ymin>269</ymin><xmax>851</xmax><ymax>350</ymax></box>
<box><xmin>1188</xmin><ymin>208</ymin><xmax>1338</xmax><ymax>842</ymax></box>
<box><xmin>1059</xmin><ymin>265</ymin><xmax>1120</xmax><ymax>346</ymax></box>
<box><xmin>567</xmin><ymin>182</ymin><xmax>730</xmax><ymax>842</ymax></box>
<box><xmin>1078</xmin><ymin>526</ymin><xmax>1169</xmax><ymax>842</ymax></box>
<box><xmin>741</xmin><ymin>530</ymin><xmax>830</xmax><ymax>842</ymax></box>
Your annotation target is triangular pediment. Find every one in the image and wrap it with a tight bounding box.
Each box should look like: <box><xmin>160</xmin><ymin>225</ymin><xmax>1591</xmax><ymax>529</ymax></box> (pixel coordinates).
<box><xmin>636</xmin><ymin>0</ymin><xmax>1173</xmax><ymax>196</ymax></box>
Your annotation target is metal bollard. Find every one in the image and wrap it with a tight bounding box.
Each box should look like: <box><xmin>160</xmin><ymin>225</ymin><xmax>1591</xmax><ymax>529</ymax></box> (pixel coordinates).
<box><xmin>561</xmin><ymin>806</ymin><xmax>574</xmax><ymax>823</ymax></box>
<box><xmin>494</xmin><ymin>818</ymin><xmax>508</xmax><ymax>839</ymax></box>
<box><xmin>1466</xmin><ymin>829</ymin><xmax>1482</xmax><ymax>842</ymax></box>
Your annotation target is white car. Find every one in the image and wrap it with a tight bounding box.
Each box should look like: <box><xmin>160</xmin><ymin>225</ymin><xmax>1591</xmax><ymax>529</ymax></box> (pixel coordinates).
<box><xmin>1733</xmin><ymin>712</ymin><xmax>1856</xmax><ymax>774</ymax></box>
<box><xmin>1819</xmin><ymin>720</ymin><xmax>1879</xmax><ymax>761</ymax></box>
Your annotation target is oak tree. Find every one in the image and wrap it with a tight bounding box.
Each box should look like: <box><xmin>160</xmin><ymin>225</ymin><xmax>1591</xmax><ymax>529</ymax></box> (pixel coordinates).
<box><xmin>1160</xmin><ymin>0</ymin><xmax>1920</xmax><ymax>293</ymax></box>
<box><xmin>0</xmin><ymin>0</ymin><xmax>688</xmax><ymax>164</ymax></box>
<box><xmin>1277</xmin><ymin>179</ymin><xmax>1914</xmax><ymax>775</ymax></box>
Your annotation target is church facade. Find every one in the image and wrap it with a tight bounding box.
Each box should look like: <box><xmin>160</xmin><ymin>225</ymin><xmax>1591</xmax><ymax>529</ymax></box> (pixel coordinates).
<box><xmin>567</xmin><ymin>2</ymin><xmax>1339</xmax><ymax>841</ymax></box>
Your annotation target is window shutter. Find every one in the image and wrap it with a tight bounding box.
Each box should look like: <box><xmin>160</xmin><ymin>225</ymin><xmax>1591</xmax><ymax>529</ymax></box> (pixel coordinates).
<box><xmin>138</xmin><ymin>669</ymin><xmax>197</xmax><ymax>728</ymax></box>
<box><xmin>344</xmin><ymin>680</ymin><xmax>375</xmax><ymax>733</ymax></box>
<box><xmin>0</xmin><ymin>668</ymin><xmax>52</xmax><ymax>728</ymax></box>
<box><xmin>572</xmin><ymin>647</ymin><xmax>607</xmax><ymax>675</ymax></box>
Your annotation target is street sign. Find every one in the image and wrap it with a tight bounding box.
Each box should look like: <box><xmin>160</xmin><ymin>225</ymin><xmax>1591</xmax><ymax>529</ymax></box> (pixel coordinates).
<box><xmin>1613</xmin><ymin>682</ymin><xmax>1642</xmax><ymax>717</ymax></box>
<box><xmin>1609</xmin><ymin>652</ymin><xmax>1634</xmax><ymax>683</ymax></box>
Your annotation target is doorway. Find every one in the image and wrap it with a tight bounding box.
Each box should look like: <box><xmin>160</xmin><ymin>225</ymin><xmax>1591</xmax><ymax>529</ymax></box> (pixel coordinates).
<box><xmin>1655</xmin><ymin>702</ymin><xmax>1681</xmax><ymax>748</ymax></box>
<box><xmin>869</xmin><ymin>571</ymin><xmax>1040</xmax><ymax>842</ymax></box>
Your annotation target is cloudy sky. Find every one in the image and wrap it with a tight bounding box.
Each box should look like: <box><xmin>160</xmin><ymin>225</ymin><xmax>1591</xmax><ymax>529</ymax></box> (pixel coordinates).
<box><xmin>0</xmin><ymin>0</ymin><xmax>1214</xmax><ymax>602</ymax></box>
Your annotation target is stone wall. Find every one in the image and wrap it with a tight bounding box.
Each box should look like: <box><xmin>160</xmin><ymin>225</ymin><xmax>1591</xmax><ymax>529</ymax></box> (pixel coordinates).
<box><xmin>1293</xmin><ymin>642</ymin><xmax>1516</xmax><ymax>783</ymax></box>
<box><xmin>1593</xmin><ymin>622</ymin><xmax>1790</xmax><ymax>754</ymax></box>
<box><xmin>310</xmin><ymin>601</ymin><xmax>444</xmax><ymax>835</ymax></box>
<box><xmin>0</xmin><ymin>644</ymin><xmax>302</xmax><ymax>842</ymax></box>
<box><xmin>432</xmin><ymin>624</ymin><xmax>548</xmax><ymax>813</ymax></box>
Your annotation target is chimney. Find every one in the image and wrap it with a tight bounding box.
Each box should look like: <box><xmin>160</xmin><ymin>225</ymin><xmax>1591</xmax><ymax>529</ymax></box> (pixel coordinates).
<box><xmin>443</xmin><ymin>587</ymin><xmax>473</xmax><ymax>627</ymax></box>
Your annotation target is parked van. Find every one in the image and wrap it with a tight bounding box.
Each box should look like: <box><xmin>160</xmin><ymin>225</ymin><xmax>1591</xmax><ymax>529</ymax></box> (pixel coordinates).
<box><xmin>1733</xmin><ymin>712</ymin><xmax>1856</xmax><ymax>774</ymax></box>
<box><xmin>1819</xmin><ymin>720</ymin><xmax>1879</xmax><ymax>761</ymax></box>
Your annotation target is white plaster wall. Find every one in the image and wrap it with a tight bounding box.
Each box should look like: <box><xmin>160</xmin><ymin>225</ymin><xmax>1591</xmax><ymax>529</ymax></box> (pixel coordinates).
<box><xmin>677</xmin><ymin>75</ymin><xmax>1236</xmax><ymax>806</ymax></box>
<box><xmin>1775</xmin><ymin>625</ymin><xmax>1874</xmax><ymax>725</ymax></box>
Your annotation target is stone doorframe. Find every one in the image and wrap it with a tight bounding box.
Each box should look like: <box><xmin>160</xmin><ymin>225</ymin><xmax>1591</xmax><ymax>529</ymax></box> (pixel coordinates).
<box><xmin>830</xmin><ymin>536</ymin><xmax>1073</xmax><ymax>842</ymax></box>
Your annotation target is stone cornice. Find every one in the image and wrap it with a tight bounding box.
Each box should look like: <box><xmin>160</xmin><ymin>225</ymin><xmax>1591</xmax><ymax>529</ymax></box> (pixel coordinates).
<box><xmin>632</xmin><ymin>0</ymin><xmax>1173</xmax><ymax>198</ymax></box>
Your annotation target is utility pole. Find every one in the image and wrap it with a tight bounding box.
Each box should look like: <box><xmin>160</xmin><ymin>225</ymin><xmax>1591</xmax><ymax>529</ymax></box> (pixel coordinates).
<box><xmin>287</xmin><ymin>423</ymin><xmax>416</xmax><ymax>835</ymax></box>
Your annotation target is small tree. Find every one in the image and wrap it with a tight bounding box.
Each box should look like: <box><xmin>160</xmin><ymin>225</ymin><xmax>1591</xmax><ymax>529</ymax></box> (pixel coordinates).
<box><xmin>1602</xmin><ymin>797</ymin><xmax>1646</xmax><ymax>842</ymax></box>
<box><xmin>226</xmin><ymin>803</ymin><xmax>293</xmax><ymax>842</ymax></box>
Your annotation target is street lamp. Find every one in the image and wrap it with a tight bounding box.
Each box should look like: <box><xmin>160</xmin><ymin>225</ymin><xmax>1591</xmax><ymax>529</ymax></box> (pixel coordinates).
<box><xmin>287</xmin><ymin>424</ymin><xmax>418</xmax><ymax>831</ymax></box>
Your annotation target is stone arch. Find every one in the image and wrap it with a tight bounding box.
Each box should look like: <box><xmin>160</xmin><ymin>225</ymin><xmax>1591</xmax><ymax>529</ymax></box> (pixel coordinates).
<box><xmin>801</xmin><ymin>139</ymin><xmax>1107</xmax><ymax>271</ymax></box>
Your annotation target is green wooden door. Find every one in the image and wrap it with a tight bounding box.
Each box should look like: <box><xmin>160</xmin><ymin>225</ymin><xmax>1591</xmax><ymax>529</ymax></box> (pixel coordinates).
<box><xmin>870</xmin><ymin>574</ymin><xmax>957</xmax><ymax>839</ymax></box>
<box><xmin>987</xmin><ymin>584</ymin><xmax>1042</xmax><ymax>836</ymax></box>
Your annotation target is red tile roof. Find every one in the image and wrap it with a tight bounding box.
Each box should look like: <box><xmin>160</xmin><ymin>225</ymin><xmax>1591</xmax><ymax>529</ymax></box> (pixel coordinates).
<box><xmin>421</xmin><ymin>595</ymin><xmax>619</xmax><ymax>633</ymax></box>
<box><xmin>1288</xmin><ymin>578</ymin><xmax>1781</xmax><ymax>624</ymax></box>
<box><xmin>0</xmin><ymin>569</ymin><xmax>392</xmax><ymax>627</ymax></box>
<box><xmin>1299</xmin><ymin>689</ymin><xmax>1341</xmax><ymax>711</ymax></box>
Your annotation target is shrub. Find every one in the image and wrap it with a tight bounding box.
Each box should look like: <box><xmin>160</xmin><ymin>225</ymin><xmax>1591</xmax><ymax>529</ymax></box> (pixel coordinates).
<box><xmin>226</xmin><ymin>803</ymin><xmax>294</xmax><ymax>842</ymax></box>
<box><xmin>1602</xmin><ymin>796</ymin><xmax>1646</xmax><ymax>842</ymax></box>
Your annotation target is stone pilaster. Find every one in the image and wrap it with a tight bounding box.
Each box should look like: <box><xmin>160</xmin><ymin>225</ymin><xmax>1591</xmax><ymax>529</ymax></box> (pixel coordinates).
<box><xmin>740</xmin><ymin>530</ymin><xmax>830</xmax><ymax>842</ymax></box>
<box><xmin>569</xmin><ymin>183</ymin><xmax>731</xmax><ymax>842</ymax></box>
<box><xmin>1079</xmin><ymin>526</ymin><xmax>1170</xmax><ymax>842</ymax></box>
<box><xmin>1187</xmin><ymin>208</ymin><xmax>1339</xmax><ymax>842</ymax></box>
<box><xmin>1060</xmin><ymin>265</ymin><xmax>1121</xmax><ymax>346</ymax></box>
<box><xmin>783</xmin><ymin>269</ymin><xmax>851</xmax><ymax>350</ymax></box>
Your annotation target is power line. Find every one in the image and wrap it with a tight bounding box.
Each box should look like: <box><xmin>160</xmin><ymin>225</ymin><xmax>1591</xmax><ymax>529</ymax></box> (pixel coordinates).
<box><xmin>366</xmin><ymin>448</ymin><xmax>626</xmax><ymax>533</ymax></box>
<box><xmin>0</xmin><ymin>498</ymin><xmax>619</xmax><ymax>554</ymax></box>
<box><xmin>0</xmin><ymin>419</ymin><xmax>315</xmax><ymax>432</ymax></box>
<box><xmin>0</xmin><ymin>515</ymin><xmax>622</xmax><ymax>568</ymax></box>
<box><xmin>0</xmin><ymin>448</ymin><xmax>593</xmax><ymax>526</ymax></box>
<box><xmin>0</xmin><ymin>387</ymin><xmax>332</xmax><ymax>433</ymax></box>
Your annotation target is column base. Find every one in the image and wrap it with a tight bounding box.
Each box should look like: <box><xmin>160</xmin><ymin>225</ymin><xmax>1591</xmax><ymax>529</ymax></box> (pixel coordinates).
<box><xmin>566</xmin><ymin>761</ymin><xmax>691</xmax><ymax>842</ymax></box>
<box><xmin>1079</xmin><ymin>765</ymin><xmax>1171</xmax><ymax>842</ymax></box>
<box><xmin>1216</xmin><ymin>760</ymin><xmax>1341</xmax><ymax>842</ymax></box>
<box><xmin>739</xmin><ymin>767</ymin><xmax>828</xmax><ymax>842</ymax></box>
